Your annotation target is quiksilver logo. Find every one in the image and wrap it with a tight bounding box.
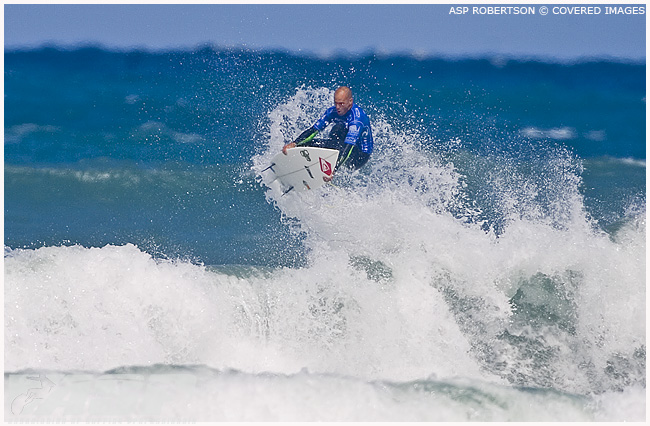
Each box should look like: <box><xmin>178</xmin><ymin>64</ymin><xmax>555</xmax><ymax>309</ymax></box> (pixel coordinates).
<box><xmin>320</xmin><ymin>158</ymin><xmax>332</xmax><ymax>176</ymax></box>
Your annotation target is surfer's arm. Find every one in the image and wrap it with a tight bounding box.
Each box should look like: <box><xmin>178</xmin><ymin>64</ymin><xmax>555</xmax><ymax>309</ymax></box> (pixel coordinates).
<box><xmin>282</xmin><ymin>127</ymin><xmax>319</xmax><ymax>154</ymax></box>
<box><xmin>295</xmin><ymin>127</ymin><xmax>319</xmax><ymax>146</ymax></box>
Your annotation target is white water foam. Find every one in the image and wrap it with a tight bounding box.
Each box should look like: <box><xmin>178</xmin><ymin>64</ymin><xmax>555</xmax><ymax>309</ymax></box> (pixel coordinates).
<box><xmin>250</xmin><ymin>87</ymin><xmax>645</xmax><ymax>395</ymax></box>
<box><xmin>7</xmin><ymin>368</ymin><xmax>632</xmax><ymax>422</ymax></box>
<box><xmin>4</xmin><ymin>242</ymin><xmax>487</xmax><ymax>383</ymax></box>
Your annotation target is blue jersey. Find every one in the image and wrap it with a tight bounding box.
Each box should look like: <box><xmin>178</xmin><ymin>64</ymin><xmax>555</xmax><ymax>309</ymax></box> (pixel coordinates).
<box><xmin>312</xmin><ymin>103</ymin><xmax>374</xmax><ymax>154</ymax></box>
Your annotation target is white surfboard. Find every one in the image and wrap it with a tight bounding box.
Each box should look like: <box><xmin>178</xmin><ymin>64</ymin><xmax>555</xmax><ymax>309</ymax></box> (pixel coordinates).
<box><xmin>263</xmin><ymin>147</ymin><xmax>339</xmax><ymax>194</ymax></box>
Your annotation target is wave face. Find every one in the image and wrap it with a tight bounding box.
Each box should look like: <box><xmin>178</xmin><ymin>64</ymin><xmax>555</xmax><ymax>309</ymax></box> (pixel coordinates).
<box><xmin>4</xmin><ymin>47</ymin><xmax>646</xmax><ymax>421</ymax></box>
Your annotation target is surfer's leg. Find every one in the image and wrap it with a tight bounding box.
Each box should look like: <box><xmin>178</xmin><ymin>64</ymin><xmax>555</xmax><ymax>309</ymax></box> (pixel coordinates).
<box><xmin>343</xmin><ymin>150</ymin><xmax>371</xmax><ymax>171</ymax></box>
<box><xmin>308</xmin><ymin>138</ymin><xmax>330</xmax><ymax>148</ymax></box>
<box><xmin>353</xmin><ymin>151</ymin><xmax>371</xmax><ymax>169</ymax></box>
<box><xmin>303</xmin><ymin>124</ymin><xmax>349</xmax><ymax>152</ymax></box>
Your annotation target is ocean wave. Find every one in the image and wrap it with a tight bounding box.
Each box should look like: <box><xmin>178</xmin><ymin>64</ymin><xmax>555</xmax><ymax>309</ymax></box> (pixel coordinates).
<box><xmin>520</xmin><ymin>126</ymin><xmax>576</xmax><ymax>140</ymax></box>
<box><xmin>583</xmin><ymin>156</ymin><xmax>647</xmax><ymax>169</ymax></box>
<box><xmin>134</xmin><ymin>120</ymin><xmax>204</xmax><ymax>145</ymax></box>
<box><xmin>4</xmin><ymin>48</ymin><xmax>645</xmax><ymax>421</ymax></box>
<box><xmin>4</xmin><ymin>164</ymin><xmax>165</xmax><ymax>186</ymax></box>
<box><xmin>618</xmin><ymin>157</ymin><xmax>646</xmax><ymax>167</ymax></box>
<box><xmin>8</xmin><ymin>365</ymin><xmax>639</xmax><ymax>422</ymax></box>
<box><xmin>6</xmin><ymin>114</ymin><xmax>645</xmax><ymax>395</ymax></box>
<box><xmin>4</xmin><ymin>123</ymin><xmax>60</xmax><ymax>144</ymax></box>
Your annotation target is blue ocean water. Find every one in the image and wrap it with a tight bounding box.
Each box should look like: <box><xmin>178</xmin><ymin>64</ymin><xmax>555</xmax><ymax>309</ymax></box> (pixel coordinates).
<box><xmin>4</xmin><ymin>46</ymin><xmax>646</xmax><ymax>421</ymax></box>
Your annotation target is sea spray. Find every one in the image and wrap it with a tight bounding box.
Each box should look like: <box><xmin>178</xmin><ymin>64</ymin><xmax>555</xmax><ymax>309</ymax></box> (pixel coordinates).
<box><xmin>252</xmin><ymin>87</ymin><xmax>645</xmax><ymax>395</ymax></box>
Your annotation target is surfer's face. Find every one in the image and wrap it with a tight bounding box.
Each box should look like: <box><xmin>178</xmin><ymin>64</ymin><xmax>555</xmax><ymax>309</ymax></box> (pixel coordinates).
<box><xmin>334</xmin><ymin>92</ymin><xmax>353</xmax><ymax>116</ymax></box>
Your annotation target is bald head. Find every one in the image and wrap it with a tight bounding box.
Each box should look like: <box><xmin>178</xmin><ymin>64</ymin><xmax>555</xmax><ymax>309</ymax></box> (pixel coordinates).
<box><xmin>335</xmin><ymin>86</ymin><xmax>352</xmax><ymax>99</ymax></box>
<box><xmin>334</xmin><ymin>86</ymin><xmax>354</xmax><ymax>116</ymax></box>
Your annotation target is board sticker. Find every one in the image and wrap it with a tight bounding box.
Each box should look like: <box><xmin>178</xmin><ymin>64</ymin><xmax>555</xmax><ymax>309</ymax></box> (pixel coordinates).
<box><xmin>320</xmin><ymin>158</ymin><xmax>333</xmax><ymax>176</ymax></box>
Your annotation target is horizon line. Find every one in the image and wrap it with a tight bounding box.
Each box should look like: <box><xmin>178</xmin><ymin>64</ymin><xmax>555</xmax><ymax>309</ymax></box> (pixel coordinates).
<box><xmin>5</xmin><ymin>41</ymin><xmax>646</xmax><ymax>65</ymax></box>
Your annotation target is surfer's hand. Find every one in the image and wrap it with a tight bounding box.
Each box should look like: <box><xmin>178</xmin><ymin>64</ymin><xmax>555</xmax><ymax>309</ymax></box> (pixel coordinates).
<box><xmin>282</xmin><ymin>143</ymin><xmax>296</xmax><ymax>155</ymax></box>
<box><xmin>323</xmin><ymin>174</ymin><xmax>333</xmax><ymax>182</ymax></box>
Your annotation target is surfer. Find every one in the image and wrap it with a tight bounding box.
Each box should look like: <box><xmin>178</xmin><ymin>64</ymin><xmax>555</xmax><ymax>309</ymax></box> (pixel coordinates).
<box><xmin>282</xmin><ymin>86</ymin><xmax>373</xmax><ymax>177</ymax></box>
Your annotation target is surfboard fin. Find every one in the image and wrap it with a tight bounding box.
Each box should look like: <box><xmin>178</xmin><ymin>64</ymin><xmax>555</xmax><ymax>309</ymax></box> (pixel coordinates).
<box><xmin>261</xmin><ymin>163</ymin><xmax>276</xmax><ymax>173</ymax></box>
<box><xmin>282</xmin><ymin>186</ymin><xmax>295</xmax><ymax>196</ymax></box>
